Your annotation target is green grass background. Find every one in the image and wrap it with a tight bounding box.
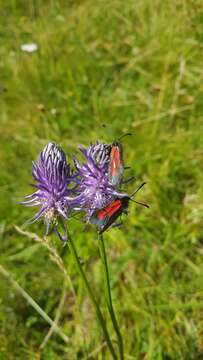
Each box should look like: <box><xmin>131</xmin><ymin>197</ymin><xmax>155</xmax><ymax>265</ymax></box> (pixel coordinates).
<box><xmin>0</xmin><ymin>0</ymin><xmax>203</xmax><ymax>358</ymax></box>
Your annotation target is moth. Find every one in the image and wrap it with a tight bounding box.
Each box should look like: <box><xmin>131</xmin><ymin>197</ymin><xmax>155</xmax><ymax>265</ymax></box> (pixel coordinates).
<box><xmin>108</xmin><ymin>133</ymin><xmax>132</xmax><ymax>187</ymax></box>
<box><xmin>90</xmin><ymin>182</ymin><xmax>149</xmax><ymax>234</ymax></box>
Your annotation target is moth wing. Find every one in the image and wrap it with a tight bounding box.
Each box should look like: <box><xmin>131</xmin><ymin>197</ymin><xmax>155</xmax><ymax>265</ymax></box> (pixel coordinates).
<box><xmin>90</xmin><ymin>200</ymin><xmax>122</xmax><ymax>229</ymax></box>
<box><xmin>109</xmin><ymin>146</ymin><xmax>124</xmax><ymax>186</ymax></box>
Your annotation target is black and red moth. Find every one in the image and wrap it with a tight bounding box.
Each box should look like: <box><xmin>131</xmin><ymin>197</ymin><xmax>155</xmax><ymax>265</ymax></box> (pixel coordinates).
<box><xmin>108</xmin><ymin>133</ymin><xmax>131</xmax><ymax>187</ymax></box>
<box><xmin>90</xmin><ymin>196</ymin><xmax>129</xmax><ymax>234</ymax></box>
<box><xmin>90</xmin><ymin>183</ymin><xmax>148</xmax><ymax>234</ymax></box>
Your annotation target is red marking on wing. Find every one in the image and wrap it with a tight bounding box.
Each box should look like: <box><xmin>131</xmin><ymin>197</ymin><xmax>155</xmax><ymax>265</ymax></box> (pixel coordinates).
<box><xmin>110</xmin><ymin>146</ymin><xmax>121</xmax><ymax>176</ymax></box>
<box><xmin>98</xmin><ymin>199</ymin><xmax>122</xmax><ymax>220</ymax></box>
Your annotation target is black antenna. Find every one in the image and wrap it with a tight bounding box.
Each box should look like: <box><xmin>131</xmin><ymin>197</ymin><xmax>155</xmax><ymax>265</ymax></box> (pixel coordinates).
<box><xmin>129</xmin><ymin>182</ymin><xmax>149</xmax><ymax>208</ymax></box>
<box><xmin>130</xmin><ymin>199</ymin><xmax>149</xmax><ymax>208</ymax></box>
<box><xmin>130</xmin><ymin>182</ymin><xmax>146</xmax><ymax>197</ymax></box>
<box><xmin>117</xmin><ymin>133</ymin><xmax>132</xmax><ymax>142</ymax></box>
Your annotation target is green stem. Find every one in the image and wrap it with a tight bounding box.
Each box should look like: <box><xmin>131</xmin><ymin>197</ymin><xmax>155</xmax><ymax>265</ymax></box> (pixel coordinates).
<box><xmin>98</xmin><ymin>234</ymin><xmax>124</xmax><ymax>360</ymax></box>
<box><xmin>68</xmin><ymin>235</ymin><xmax>117</xmax><ymax>360</ymax></box>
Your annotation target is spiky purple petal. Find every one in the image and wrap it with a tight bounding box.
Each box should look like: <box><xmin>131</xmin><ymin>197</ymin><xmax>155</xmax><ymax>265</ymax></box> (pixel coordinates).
<box><xmin>72</xmin><ymin>142</ymin><xmax>126</xmax><ymax>220</ymax></box>
<box><xmin>20</xmin><ymin>142</ymin><xmax>75</xmax><ymax>230</ymax></box>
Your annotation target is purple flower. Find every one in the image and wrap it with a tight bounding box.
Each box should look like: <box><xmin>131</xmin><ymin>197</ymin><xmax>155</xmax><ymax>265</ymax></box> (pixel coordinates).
<box><xmin>87</xmin><ymin>142</ymin><xmax>110</xmax><ymax>169</ymax></box>
<box><xmin>73</xmin><ymin>142</ymin><xmax>126</xmax><ymax>221</ymax></box>
<box><xmin>20</xmin><ymin>142</ymin><xmax>75</xmax><ymax>234</ymax></box>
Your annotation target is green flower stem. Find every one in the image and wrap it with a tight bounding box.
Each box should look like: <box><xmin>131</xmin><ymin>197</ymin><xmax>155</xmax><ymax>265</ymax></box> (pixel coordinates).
<box><xmin>68</xmin><ymin>234</ymin><xmax>117</xmax><ymax>360</ymax></box>
<box><xmin>98</xmin><ymin>234</ymin><xmax>124</xmax><ymax>360</ymax></box>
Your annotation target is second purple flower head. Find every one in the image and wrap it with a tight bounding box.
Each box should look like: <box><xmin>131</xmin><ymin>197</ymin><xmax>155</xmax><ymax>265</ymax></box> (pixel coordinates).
<box><xmin>73</xmin><ymin>142</ymin><xmax>126</xmax><ymax>221</ymax></box>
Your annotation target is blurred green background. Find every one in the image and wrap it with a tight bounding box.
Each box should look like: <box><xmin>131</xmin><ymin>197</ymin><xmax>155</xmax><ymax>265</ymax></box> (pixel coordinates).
<box><xmin>0</xmin><ymin>0</ymin><xmax>203</xmax><ymax>359</ymax></box>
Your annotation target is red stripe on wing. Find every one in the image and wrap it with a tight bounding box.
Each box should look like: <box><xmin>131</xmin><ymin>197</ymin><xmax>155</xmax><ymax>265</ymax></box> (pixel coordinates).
<box><xmin>110</xmin><ymin>146</ymin><xmax>122</xmax><ymax>177</ymax></box>
<box><xmin>97</xmin><ymin>199</ymin><xmax>122</xmax><ymax>220</ymax></box>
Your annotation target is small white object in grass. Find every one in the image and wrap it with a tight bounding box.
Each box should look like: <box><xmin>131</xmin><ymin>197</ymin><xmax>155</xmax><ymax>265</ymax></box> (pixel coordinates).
<box><xmin>20</xmin><ymin>43</ymin><xmax>38</xmax><ymax>53</ymax></box>
<box><xmin>50</xmin><ymin>108</ymin><xmax>57</xmax><ymax>116</ymax></box>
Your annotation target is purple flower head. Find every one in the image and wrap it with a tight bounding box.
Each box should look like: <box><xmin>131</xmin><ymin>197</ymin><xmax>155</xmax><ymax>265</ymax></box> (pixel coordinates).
<box><xmin>21</xmin><ymin>142</ymin><xmax>75</xmax><ymax>234</ymax></box>
<box><xmin>87</xmin><ymin>142</ymin><xmax>110</xmax><ymax>170</ymax></box>
<box><xmin>73</xmin><ymin>142</ymin><xmax>126</xmax><ymax>221</ymax></box>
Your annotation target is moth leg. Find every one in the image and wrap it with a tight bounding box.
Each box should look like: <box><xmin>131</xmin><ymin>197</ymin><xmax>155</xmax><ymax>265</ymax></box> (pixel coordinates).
<box><xmin>110</xmin><ymin>221</ymin><xmax>123</xmax><ymax>229</ymax></box>
<box><xmin>121</xmin><ymin>176</ymin><xmax>136</xmax><ymax>185</ymax></box>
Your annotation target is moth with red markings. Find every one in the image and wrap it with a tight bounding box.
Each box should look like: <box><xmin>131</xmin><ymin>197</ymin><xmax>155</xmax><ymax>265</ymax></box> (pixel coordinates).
<box><xmin>108</xmin><ymin>133</ymin><xmax>132</xmax><ymax>187</ymax></box>
<box><xmin>90</xmin><ymin>182</ymin><xmax>149</xmax><ymax>234</ymax></box>
<box><xmin>90</xmin><ymin>196</ymin><xmax>129</xmax><ymax>234</ymax></box>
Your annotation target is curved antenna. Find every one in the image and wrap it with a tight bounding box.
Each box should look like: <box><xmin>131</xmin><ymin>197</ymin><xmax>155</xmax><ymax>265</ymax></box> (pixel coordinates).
<box><xmin>130</xmin><ymin>199</ymin><xmax>149</xmax><ymax>208</ymax></box>
<box><xmin>129</xmin><ymin>182</ymin><xmax>149</xmax><ymax>208</ymax></box>
<box><xmin>130</xmin><ymin>182</ymin><xmax>146</xmax><ymax>197</ymax></box>
<box><xmin>117</xmin><ymin>133</ymin><xmax>132</xmax><ymax>142</ymax></box>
